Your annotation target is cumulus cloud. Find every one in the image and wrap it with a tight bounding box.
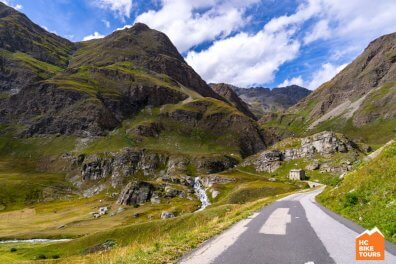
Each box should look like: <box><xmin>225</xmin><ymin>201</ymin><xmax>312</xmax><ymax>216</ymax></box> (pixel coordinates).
<box><xmin>281</xmin><ymin>63</ymin><xmax>347</xmax><ymax>90</ymax></box>
<box><xmin>135</xmin><ymin>0</ymin><xmax>259</xmax><ymax>53</ymax></box>
<box><xmin>102</xmin><ymin>19</ymin><xmax>111</xmax><ymax>28</ymax></box>
<box><xmin>186</xmin><ymin>0</ymin><xmax>396</xmax><ymax>87</ymax></box>
<box><xmin>93</xmin><ymin>0</ymin><xmax>132</xmax><ymax>20</ymax></box>
<box><xmin>186</xmin><ymin>29</ymin><xmax>300</xmax><ymax>87</ymax></box>
<box><xmin>0</xmin><ymin>0</ymin><xmax>22</xmax><ymax>10</ymax></box>
<box><xmin>83</xmin><ymin>31</ymin><xmax>105</xmax><ymax>41</ymax></box>
<box><xmin>279</xmin><ymin>76</ymin><xmax>305</xmax><ymax>87</ymax></box>
<box><xmin>306</xmin><ymin>63</ymin><xmax>347</xmax><ymax>90</ymax></box>
<box><xmin>304</xmin><ymin>19</ymin><xmax>331</xmax><ymax>44</ymax></box>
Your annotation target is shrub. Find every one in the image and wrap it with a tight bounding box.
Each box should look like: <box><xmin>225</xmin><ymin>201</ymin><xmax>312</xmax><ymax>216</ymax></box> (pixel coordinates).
<box><xmin>344</xmin><ymin>192</ymin><xmax>358</xmax><ymax>207</ymax></box>
<box><xmin>36</xmin><ymin>254</ymin><xmax>47</xmax><ymax>260</ymax></box>
<box><xmin>10</xmin><ymin>247</ymin><xmax>17</xmax><ymax>252</ymax></box>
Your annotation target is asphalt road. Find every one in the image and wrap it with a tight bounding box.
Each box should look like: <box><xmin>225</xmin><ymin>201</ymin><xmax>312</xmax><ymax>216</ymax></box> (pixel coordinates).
<box><xmin>180</xmin><ymin>188</ymin><xmax>396</xmax><ymax>264</ymax></box>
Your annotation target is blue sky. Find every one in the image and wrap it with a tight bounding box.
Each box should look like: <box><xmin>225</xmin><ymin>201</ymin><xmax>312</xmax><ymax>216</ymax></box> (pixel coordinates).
<box><xmin>3</xmin><ymin>0</ymin><xmax>396</xmax><ymax>89</ymax></box>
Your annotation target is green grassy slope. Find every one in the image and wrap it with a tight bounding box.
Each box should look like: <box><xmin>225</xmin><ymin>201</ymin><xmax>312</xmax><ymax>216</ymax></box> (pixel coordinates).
<box><xmin>317</xmin><ymin>141</ymin><xmax>396</xmax><ymax>243</ymax></box>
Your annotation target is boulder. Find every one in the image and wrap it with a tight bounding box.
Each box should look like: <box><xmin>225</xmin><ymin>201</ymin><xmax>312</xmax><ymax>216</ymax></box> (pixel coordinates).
<box><xmin>306</xmin><ymin>160</ymin><xmax>320</xmax><ymax>170</ymax></box>
<box><xmin>161</xmin><ymin>211</ymin><xmax>175</xmax><ymax>219</ymax></box>
<box><xmin>117</xmin><ymin>181</ymin><xmax>154</xmax><ymax>206</ymax></box>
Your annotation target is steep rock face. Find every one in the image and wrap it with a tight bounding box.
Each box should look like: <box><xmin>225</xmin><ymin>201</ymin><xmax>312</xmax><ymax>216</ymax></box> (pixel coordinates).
<box><xmin>74</xmin><ymin>148</ymin><xmax>239</xmax><ymax>188</ymax></box>
<box><xmin>243</xmin><ymin>131</ymin><xmax>360</xmax><ymax>173</ymax></box>
<box><xmin>210</xmin><ymin>83</ymin><xmax>257</xmax><ymax>120</ymax></box>
<box><xmin>233</xmin><ymin>85</ymin><xmax>311</xmax><ymax>117</ymax></box>
<box><xmin>117</xmin><ymin>181</ymin><xmax>154</xmax><ymax>206</ymax></box>
<box><xmin>3</xmin><ymin>81</ymin><xmax>187</xmax><ymax>137</ymax></box>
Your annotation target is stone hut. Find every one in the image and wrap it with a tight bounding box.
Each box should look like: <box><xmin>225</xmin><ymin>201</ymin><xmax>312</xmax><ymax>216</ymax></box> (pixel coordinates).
<box><xmin>289</xmin><ymin>169</ymin><xmax>306</xmax><ymax>180</ymax></box>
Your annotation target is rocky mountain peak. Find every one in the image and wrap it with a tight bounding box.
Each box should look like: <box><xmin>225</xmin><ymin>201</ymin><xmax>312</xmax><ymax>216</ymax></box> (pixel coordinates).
<box><xmin>210</xmin><ymin>83</ymin><xmax>257</xmax><ymax>120</ymax></box>
<box><xmin>231</xmin><ymin>84</ymin><xmax>311</xmax><ymax>117</ymax></box>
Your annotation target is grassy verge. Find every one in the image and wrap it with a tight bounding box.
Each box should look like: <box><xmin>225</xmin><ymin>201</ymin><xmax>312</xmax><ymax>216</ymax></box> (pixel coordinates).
<box><xmin>317</xmin><ymin>141</ymin><xmax>396</xmax><ymax>243</ymax></box>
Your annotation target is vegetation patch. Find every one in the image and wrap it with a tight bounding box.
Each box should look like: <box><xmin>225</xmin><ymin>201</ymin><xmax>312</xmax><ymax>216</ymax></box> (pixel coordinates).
<box><xmin>317</xmin><ymin>141</ymin><xmax>396</xmax><ymax>243</ymax></box>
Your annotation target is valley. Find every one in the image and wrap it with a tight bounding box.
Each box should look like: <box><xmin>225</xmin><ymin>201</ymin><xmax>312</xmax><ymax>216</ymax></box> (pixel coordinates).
<box><xmin>0</xmin><ymin>2</ymin><xmax>395</xmax><ymax>264</ymax></box>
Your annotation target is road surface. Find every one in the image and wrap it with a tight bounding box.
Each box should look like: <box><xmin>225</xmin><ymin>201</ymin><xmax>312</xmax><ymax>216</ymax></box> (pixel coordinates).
<box><xmin>180</xmin><ymin>188</ymin><xmax>396</xmax><ymax>264</ymax></box>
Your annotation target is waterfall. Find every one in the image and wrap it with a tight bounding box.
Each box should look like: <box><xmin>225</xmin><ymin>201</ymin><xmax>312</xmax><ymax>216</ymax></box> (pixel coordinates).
<box><xmin>194</xmin><ymin>177</ymin><xmax>210</xmax><ymax>211</ymax></box>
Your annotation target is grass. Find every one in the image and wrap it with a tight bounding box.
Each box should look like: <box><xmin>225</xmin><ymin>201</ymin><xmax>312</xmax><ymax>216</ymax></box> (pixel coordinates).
<box><xmin>0</xmin><ymin>160</ymin><xmax>72</xmax><ymax>212</ymax></box>
<box><xmin>0</xmin><ymin>49</ymin><xmax>63</xmax><ymax>79</ymax></box>
<box><xmin>0</xmin><ymin>167</ymin><xmax>300</xmax><ymax>263</ymax></box>
<box><xmin>312</xmin><ymin>115</ymin><xmax>396</xmax><ymax>146</ymax></box>
<box><xmin>0</xmin><ymin>189</ymin><xmax>298</xmax><ymax>263</ymax></box>
<box><xmin>317</xmin><ymin>141</ymin><xmax>396</xmax><ymax>243</ymax></box>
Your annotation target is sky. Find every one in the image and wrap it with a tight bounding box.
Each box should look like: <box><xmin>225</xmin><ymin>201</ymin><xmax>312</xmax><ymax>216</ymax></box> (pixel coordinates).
<box><xmin>2</xmin><ymin>0</ymin><xmax>396</xmax><ymax>90</ymax></box>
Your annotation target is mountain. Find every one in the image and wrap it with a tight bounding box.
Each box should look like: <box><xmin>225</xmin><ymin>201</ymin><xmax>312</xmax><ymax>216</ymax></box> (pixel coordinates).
<box><xmin>232</xmin><ymin>85</ymin><xmax>311</xmax><ymax>117</ymax></box>
<box><xmin>0</xmin><ymin>3</ymin><xmax>266</xmax><ymax>158</ymax></box>
<box><xmin>0</xmin><ymin>2</ymin><xmax>75</xmax><ymax>94</ymax></box>
<box><xmin>261</xmin><ymin>33</ymin><xmax>396</xmax><ymax>144</ymax></box>
<box><xmin>210</xmin><ymin>83</ymin><xmax>257</xmax><ymax>120</ymax></box>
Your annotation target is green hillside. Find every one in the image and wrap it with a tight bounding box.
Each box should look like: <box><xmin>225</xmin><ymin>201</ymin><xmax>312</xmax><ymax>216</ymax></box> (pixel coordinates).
<box><xmin>318</xmin><ymin>141</ymin><xmax>396</xmax><ymax>242</ymax></box>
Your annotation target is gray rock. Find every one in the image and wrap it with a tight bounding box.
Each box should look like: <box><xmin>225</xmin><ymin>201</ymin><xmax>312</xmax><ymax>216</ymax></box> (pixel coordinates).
<box><xmin>150</xmin><ymin>193</ymin><xmax>161</xmax><ymax>204</ymax></box>
<box><xmin>243</xmin><ymin>131</ymin><xmax>361</xmax><ymax>173</ymax></box>
<box><xmin>161</xmin><ymin>211</ymin><xmax>175</xmax><ymax>219</ymax></box>
<box><xmin>117</xmin><ymin>181</ymin><xmax>154</xmax><ymax>206</ymax></box>
<box><xmin>98</xmin><ymin>207</ymin><xmax>109</xmax><ymax>215</ymax></box>
<box><xmin>211</xmin><ymin>190</ymin><xmax>220</xmax><ymax>199</ymax></box>
<box><xmin>164</xmin><ymin>186</ymin><xmax>183</xmax><ymax>198</ymax></box>
<box><xmin>306</xmin><ymin>160</ymin><xmax>320</xmax><ymax>170</ymax></box>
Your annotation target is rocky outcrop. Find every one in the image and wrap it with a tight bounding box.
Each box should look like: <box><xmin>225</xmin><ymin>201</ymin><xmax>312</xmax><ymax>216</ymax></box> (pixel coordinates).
<box><xmin>117</xmin><ymin>181</ymin><xmax>155</xmax><ymax>206</ymax></box>
<box><xmin>243</xmin><ymin>131</ymin><xmax>361</xmax><ymax>173</ymax></box>
<box><xmin>74</xmin><ymin>148</ymin><xmax>239</xmax><ymax>188</ymax></box>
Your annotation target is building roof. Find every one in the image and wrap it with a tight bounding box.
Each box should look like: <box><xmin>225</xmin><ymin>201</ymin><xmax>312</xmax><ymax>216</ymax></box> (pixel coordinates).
<box><xmin>290</xmin><ymin>169</ymin><xmax>304</xmax><ymax>172</ymax></box>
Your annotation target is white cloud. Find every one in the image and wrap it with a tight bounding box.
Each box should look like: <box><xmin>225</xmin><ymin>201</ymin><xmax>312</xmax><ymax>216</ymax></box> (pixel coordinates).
<box><xmin>93</xmin><ymin>0</ymin><xmax>132</xmax><ymax>20</ymax></box>
<box><xmin>102</xmin><ymin>19</ymin><xmax>111</xmax><ymax>28</ymax></box>
<box><xmin>186</xmin><ymin>0</ymin><xmax>396</xmax><ymax>87</ymax></box>
<box><xmin>83</xmin><ymin>32</ymin><xmax>105</xmax><ymax>41</ymax></box>
<box><xmin>304</xmin><ymin>19</ymin><xmax>331</xmax><ymax>44</ymax></box>
<box><xmin>279</xmin><ymin>76</ymin><xmax>304</xmax><ymax>87</ymax></box>
<box><xmin>186</xmin><ymin>29</ymin><xmax>300</xmax><ymax>87</ymax></box>
<box><xmin>306</xmin><ymin>63</ymin><xmax>347</xmax><ymax>90</ymax></box>
<box><xmin>0</xmin><ymin>0</ymin><xmax>22</xmax><ymax>10</ymax></box>
<box><xmin>135</xmin><ymin>0</ymin><xmax>259</xmax><ymax>53</ymax></box>
<box><xmin>279</xmin><ymin>63</ymin><xmax>347</xmax><ymax>90</ymax></box>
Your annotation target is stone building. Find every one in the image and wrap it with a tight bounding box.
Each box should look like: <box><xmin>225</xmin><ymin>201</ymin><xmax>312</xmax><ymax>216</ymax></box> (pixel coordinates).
<box><xmin>289</xmin><ymin>169</ymin><xmax>306</xmax><ymax>180</ymax></box>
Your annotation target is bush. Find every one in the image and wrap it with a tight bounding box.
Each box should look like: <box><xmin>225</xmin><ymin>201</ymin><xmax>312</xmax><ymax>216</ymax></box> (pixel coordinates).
<box><xmin>344</xmin><ymin>192</ymin><xmax>358</xmax><ymax>207</ymax></box>
<box><xmin>36</xmin><ymin>254</ymin><xmax>47</xmax><ymax>260</ymax></box>
<box><xmin>52</xmin><ymin>255</ymin><xmax>60</xmax><ymax>259</ymax></box>
<box><xmin>10</xmin><ymin>247</ymin><xmax>17</xmax><ymax>252</ymax></box>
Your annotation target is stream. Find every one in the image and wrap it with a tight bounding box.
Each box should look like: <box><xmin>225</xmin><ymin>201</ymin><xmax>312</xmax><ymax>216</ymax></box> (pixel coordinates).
<box><xmin>0</xmin><ymin>239</ymin><xmax>72</xmax><ymax>244</ymax></box>
<box><xmin>194</xmin><ymin>177</ymin><xmax>211</xmax><ymax>211</ymax></box>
